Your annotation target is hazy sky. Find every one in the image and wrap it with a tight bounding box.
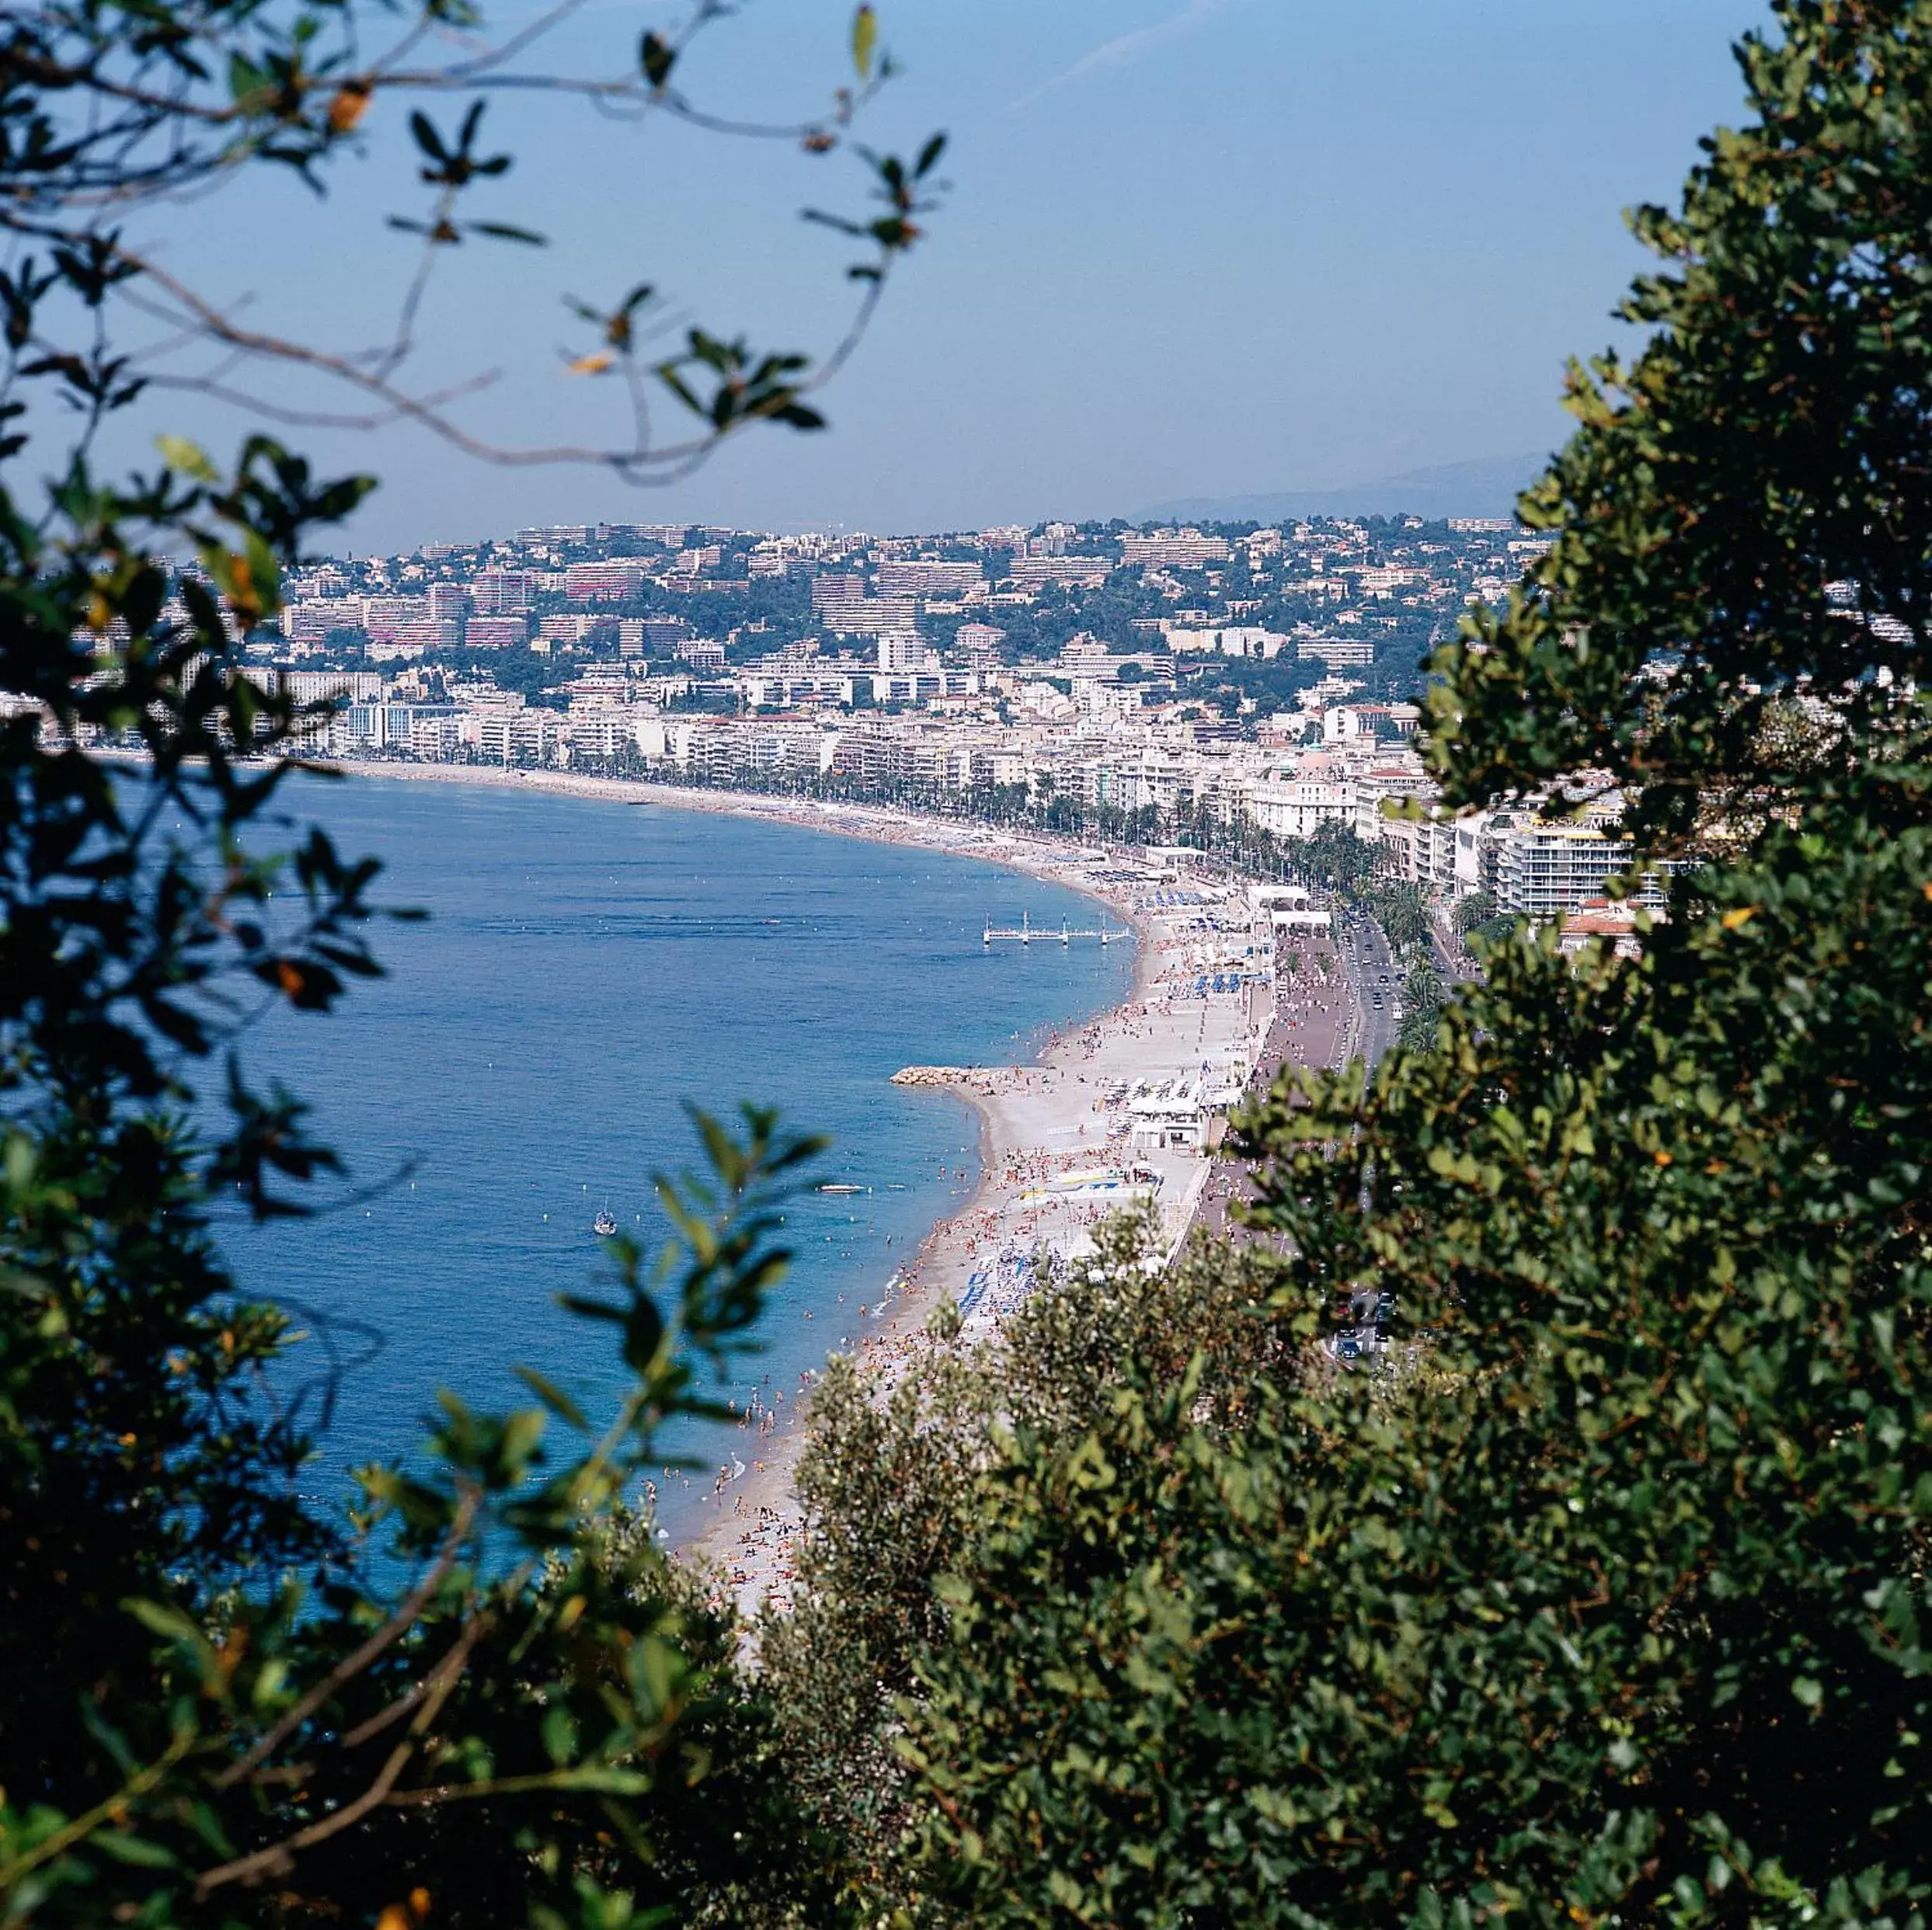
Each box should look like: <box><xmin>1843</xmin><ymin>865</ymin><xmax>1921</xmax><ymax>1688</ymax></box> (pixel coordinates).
<box><xmin>112</xmin><ymin>1</ymin><xmax>1774</xmax><ymax>548</ymax></box>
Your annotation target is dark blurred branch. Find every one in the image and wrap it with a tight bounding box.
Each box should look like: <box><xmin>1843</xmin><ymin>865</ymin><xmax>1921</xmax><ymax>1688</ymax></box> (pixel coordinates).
<box><xmin>211</xmin><ymin>1483</ymin><xmax>481</xmax><ymax>1792</ymax></box>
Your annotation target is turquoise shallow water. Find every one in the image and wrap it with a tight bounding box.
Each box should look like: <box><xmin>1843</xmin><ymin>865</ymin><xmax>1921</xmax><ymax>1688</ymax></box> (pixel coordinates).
<box><xmin>218</xmin><ymin>777</ymin><xmax>1134</xmax><ymax>1541</ymax></box>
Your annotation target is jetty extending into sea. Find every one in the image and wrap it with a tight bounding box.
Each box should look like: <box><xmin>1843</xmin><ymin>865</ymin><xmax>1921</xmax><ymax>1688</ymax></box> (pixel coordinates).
<box><xmin>982</xmin><ymin>909</ymin><xmax>1130</xmax><ymax>945</ymax></box>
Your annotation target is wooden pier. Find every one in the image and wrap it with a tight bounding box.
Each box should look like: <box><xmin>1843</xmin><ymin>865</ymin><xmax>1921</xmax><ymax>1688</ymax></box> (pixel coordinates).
<box><xmin>983</xmin><ymin>909</ymin><xmax>1130</xmax><ymax>946</ymax></box>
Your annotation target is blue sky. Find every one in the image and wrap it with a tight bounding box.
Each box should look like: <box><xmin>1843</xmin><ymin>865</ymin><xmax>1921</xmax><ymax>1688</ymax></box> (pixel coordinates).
<box><xmin>117</xmin><ymin>1</ymin><xmax>1775</xmax><ymax>547</ymax></box>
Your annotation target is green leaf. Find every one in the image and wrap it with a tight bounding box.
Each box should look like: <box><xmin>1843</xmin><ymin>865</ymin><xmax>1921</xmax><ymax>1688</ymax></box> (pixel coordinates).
<box><xmin>155</xmin><ymin>435</ymin><xmax>218</xmax><ymax>482</ymax></box>
<box><xmin>622</xmin><ymin>1296</ymin><xmax>666</xmax><ymax>1375</ymax></box>
<box><xmin>557</xmin><ymin>1292</ymin><xmax>625</xmax><ymax>1326</ymax></box>
<box><xmin>851</xmin><ymin>3</ymin><xmax>877</xmax><ymax>78</ymax></box>
<box><xmin>227</xmin><ymin>52</ymin><xmax>270</xmax><ymax>110</ymax></box>
<box><xmin>123</xmin><ymin>1598</ymin><xmax>208</xmax><ymax>1647</ymax></box>
<box><xmin>513</xmin><ymin>1365</ymin><xmax>590</xmax><ymax>1431</ymax></box>
<box><xmin>541</xmin><ymin>1703</ymin><xmax>580</xmax><ymax>1767</ymax></box>
<box><xmin>91</xmin><ymin>1831</ymin><xmax>179</xmax><ymax>1869</ymax></box>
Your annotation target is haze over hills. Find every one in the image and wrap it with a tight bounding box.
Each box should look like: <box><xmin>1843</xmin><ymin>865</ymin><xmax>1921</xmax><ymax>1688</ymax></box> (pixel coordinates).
<box><xmin>1145</xmin><ymin>450</ymin><xmax>1549</xmax><ymax>526</ymax></box>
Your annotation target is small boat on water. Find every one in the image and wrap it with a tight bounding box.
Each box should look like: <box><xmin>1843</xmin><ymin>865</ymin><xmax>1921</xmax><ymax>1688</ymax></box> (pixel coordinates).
<box><xmin>817</xmin><ymin>1182</ymin><xmax>866</xmax><ymax>1195</ymax></box>
<box><xmin>593</xmin><ymin>1209</ymin><xmax>618</xmax><ymax>1236</ymax></box>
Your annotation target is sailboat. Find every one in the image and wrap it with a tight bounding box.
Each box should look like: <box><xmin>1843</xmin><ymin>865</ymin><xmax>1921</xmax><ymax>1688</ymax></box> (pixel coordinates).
<box><xmin>592</xmin><ymin>1208</ymin><xmax>618</xmax><ymax>1236</ymax></box>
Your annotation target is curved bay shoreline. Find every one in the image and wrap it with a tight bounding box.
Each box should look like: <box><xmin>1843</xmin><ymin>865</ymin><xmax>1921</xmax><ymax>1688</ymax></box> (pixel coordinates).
<box><xmin>334</xmin><ymin>760</ymin><xmax>1257</xmax><ymax>1610</ymax></box>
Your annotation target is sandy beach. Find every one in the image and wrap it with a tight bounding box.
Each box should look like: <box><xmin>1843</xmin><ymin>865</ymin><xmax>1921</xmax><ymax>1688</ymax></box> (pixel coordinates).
<box><xmin>335</xmin><ymin>760</ymin><xmax>1277</xmax><ymax>1613</ymax></box>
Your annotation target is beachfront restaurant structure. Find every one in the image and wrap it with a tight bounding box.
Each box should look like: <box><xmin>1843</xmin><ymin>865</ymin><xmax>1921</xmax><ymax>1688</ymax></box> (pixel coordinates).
<box><xmin>1202</xmin><ymin>1046</ymin><xmax>1254</xmax><ymax>1112</ymax></box>
<box><xmin>1249</xmin><ymin>882</ymin><xmax>1331</xmax><ymax>930</ymax></box>
<box><xmin>1128</xmin><ymin>1074</ymin><xmax>1210</xmax><ymax>1153</ymax></box>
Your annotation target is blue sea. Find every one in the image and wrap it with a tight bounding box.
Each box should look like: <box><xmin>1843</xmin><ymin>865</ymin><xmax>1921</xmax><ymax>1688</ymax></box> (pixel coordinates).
<box><xmin>218</xmin><ymin>776</ymin><xmax>1134</xmax><ymax>1541</ymax></box>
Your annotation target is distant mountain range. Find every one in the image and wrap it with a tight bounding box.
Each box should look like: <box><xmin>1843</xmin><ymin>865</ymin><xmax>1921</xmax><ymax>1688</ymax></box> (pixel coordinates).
<box><xmin>1145</xmin><ymin>451</ymin><xmax>1549</xmax><ymax>526</ymax></box>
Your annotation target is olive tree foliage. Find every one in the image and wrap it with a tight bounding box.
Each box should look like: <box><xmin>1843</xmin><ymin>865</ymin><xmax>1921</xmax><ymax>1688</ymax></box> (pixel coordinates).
<box><xmin>760</xmin><ymin>6</ymin><xmax>1932</xmax><ymax>1924</ymax></box>
<box><xmin>0</xmin><ymin>5</ymin><xmax>943</xmax><ymax>1927</ymax></box>
<box><xmin>745</xmin><ymin>1214</ymin><xmax>1287</xmax><ymax>1927</ymax></box>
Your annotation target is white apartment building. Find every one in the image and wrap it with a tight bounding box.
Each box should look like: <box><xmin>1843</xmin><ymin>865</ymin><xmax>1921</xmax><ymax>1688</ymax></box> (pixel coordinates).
<box><xmin>281</xmin><ymin>600</ymin><xmax>356</xmax><ymax>645</ymax></box>
<box><xmin>1378</xmin><ymin>812</ymin><xmax>1458</xmax><ymax>888</ymax></box>
<box><xmin>385</xmin><ymin>618</ymin><xmax>460</xmax><ymax>656</ymax></box>
<box><xmin>1074</xmin><ymin>747</ymin><xmax>1192</xmax><ymax>815</ymax></box>
<box><xmin>1002</xmin><ymin>555</ymin><xmax>1112</xmax><ymax>588</ymax></box>
<box><xmin>270</xmin><ymin>669</ymin><xmax>382</xmax><ymax>705</ymax></box>
<box><xmin>877</xmin><ymin>631</ymin><xmax>938</xmax><ymax>673</ymax></box>
<box><xmin>1351</xmin><ymin>566</ymin><xmax>1426</xmax><ymax>597</ymax></box>
<box><xmin>358</xmin><ymin>595</ymin><xmax>429</xmax><ymax>632</ymax></box>
<box><xmin>327</xmin><ymin>701</ymin><xmax>462</xmax><ymax>754</ymax></box>
<box><xmin>674</xmin><ymin>638</ymin><xmax>726</xmax><ymax>673</ymax></box>
<box><xmin>871</xmin><ymin>669</ymin><xmax>980</xmax><ymax>704</ymax></box>
<box><xmin>1119</xmin><ymin>530</ymin><xmax>1231</xmax><ymax>569</ymax></box>
<box><xmin>877</xmin><ymin>559</ymin><xmax>986</xmax><ymax>597</ymax></box>
<box><xmin>830</xmin><ymin>722</ymin><xmax>974</xmax><ymax>791</ymax></box>
<box><xmin>739</xmin><ymin>672</ymin><xmax>861</xmax><ymax>708</ymax></box>
<box><xmin>1246</xmin><ymin>778</ymin><xmax>1356</xmax><ymax>840</ymax></box>
<box><xmin>952</xmin><ymin>621</ymin><xmax>1006</xmax><ymax>666</ymax></box>
<box><xmin>472</xmin><ymin>569</ymin><xmax>534</xmax><ymax>613</ymax></box>
<box><xmin>563</xmin><ymin>562</ymin><xmax>646</xmax><ymax>602</ymax></box>
<box><xmin>1298</xmin><ymin>636</ymin><xmax>1377</xmax><ymax>667</ymax></box>
<box><xmin>563</xmin><ymin>703</ymin><xmax>664</xmax><ymax>764</ymax></box>
<box><xmin>366</xmin><ymin>637</ymin><xmax>425</xmax><ymax>665</ymax></box>
<box><xmin>815</xmin><ymin>593</ymin><xmax>918</xmax><ymax>636</ymax></box>
<box><xmin>466</xmin><ymin>616</ymin><xmax>528</xmax><ymax>650</ymax></box>
<box><xmin>468</xmin><ymin>706</ymin><xmax>563</xmax><ymax>765</ymax></box>
<box><xmin>1495</xmin><ymin>822</ymin><xmax>1669</xmax><ymax>919</ymax></box>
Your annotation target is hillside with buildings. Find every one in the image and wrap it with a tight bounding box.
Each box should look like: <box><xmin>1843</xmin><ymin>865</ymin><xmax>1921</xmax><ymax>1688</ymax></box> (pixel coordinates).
<box><xmin>57</xmin><ymin>509</ymin><xmax>1651</xmax><ymax>927</ymax></box>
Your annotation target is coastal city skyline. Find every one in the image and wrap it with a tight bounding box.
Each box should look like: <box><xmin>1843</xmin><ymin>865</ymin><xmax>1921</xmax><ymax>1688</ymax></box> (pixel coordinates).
<box><xmin>157</xmin><ymin>501</ymin><xmax>1647</xmax><ymax>927</ymax></box>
